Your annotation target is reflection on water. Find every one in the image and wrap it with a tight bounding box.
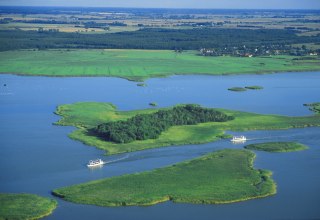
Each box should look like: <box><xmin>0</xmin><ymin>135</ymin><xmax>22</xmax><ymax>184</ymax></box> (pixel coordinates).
<box><xmin>1</xmin><ymin>72</ymin><xmax>320</xmax><ymax>220</ymax></box>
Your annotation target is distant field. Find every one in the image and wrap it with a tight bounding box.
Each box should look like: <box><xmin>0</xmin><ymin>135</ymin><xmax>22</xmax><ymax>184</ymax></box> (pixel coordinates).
<box><xmin>0</xmin><ymin>22</ymin><xmax>139</xmax><ymax>33</ymax></box>
<box><xmin>0</xmin><ymin>49</ymin><xmax>319</xmax><ymax>81</ymax></box>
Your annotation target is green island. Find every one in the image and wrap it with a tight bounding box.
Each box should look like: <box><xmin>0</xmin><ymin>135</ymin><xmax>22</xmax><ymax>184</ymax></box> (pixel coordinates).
<box><xmin>228</xmin><ymin>87</ymin><xmax>247</xmax><ymax>92</ymax></box>
<box><xmin>228</xmin><ymin>85</ymin><xmax>264</xmax><ymax>92</ymax></box>
<box><xmin>244</xmin><ymin>142</ymin><xmax>308</xmax><ymax>152</ymax></box>
<box><xmin>0</xmin><ymin>193</ymin><xmax>57</xmax><ymax>220</ymax></box>
<box><xmin>1</xmin><ymin>50</ymin><xmax>320</xmax><ymax>81</ymax></box>
<box><xmin>137</xmin><ymin>83</ymin><xmax>147</xmax><ymax>87</ymax></box>
<box><xmin>245</xmin><ymin>86</ymin><xmax>264</xmax><ymax>90</ymax></box>
<box><xmin>149</xmin><ymin>102</ymin><xmax>157</xmax><ymax>107</ymax></box>
<box><xmin>52</xmin><ymin>149</ymin><xmax>276</xmax><ymax>206</ymax></box>
<box><xmin>304</xmin><ymin>102</ymin><xmax>320</xmax><ymax>114</ymax></box>
<box><xmin>54</xmin><ymin>102</ymin><xmax>320</xmax><ymax>155</ymax></box>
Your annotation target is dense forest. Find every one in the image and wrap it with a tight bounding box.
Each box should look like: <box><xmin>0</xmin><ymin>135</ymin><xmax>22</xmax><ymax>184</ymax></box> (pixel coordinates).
<box><xmin>1</xmin><ymin>28</ymin><xmax>319</xmax><ymax>51</ymax></box>
<box><xmin>94</xmin><ymin>105</ymin><xmax>234</xmax><ymax>143</ymax></box>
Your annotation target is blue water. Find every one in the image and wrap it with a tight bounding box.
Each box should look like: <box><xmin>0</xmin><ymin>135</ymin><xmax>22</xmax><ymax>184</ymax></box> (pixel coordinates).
<box><xmin>0</xmin><ymin>72</ymin><xmax>320</xmax><ymax>220</ymax></box>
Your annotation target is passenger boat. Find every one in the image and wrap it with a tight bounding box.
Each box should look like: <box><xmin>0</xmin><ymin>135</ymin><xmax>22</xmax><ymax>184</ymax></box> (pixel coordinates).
<box><xmin>231</xmin><ymin>135</ymin><xmax>247</xmax><ymax>142</ymax></box>
<box><xmin>87</xmin><ymin>159</ymin><xmax>104</xmax><ymax>167</ymax></box>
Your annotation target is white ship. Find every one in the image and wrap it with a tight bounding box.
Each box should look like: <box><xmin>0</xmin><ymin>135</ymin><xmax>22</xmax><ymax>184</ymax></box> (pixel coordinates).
<box><xmin>231</xmin><ymin>135</ymin><xmax>247</xmax><ymax>142</ymax></box>
<box><xmin>87</xmin><ymin>159</ymin><xmax>104</xmax><ymax>167</ymax></box>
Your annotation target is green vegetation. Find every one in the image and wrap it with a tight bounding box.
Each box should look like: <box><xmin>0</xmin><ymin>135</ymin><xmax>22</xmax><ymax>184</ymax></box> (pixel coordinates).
<box><xmin>137</xmin><ymin>83</ymin><xmax>147</xmax><ymax>87</ymax></box>
<box><xmin>304</xmin><ymin>102</ymin><xmax>320</xmax><ymax>114</ymax></box>
<box><xmin>1</xmin><ymin>28</ymin><xmax>319</xmax><ymax>51</ymax></box>
<box><xmin>149</xmin><ymin>102</ymin><xmax>157</xmax><ymax>107</ymax></box>
<box><xmin>228</xmin><ymin>87</ymin><xmax>247</xmax><ymax>92</ymax></box>
<box><xmin>52</xmin><ymin>149</ymin><xmax>276</xmax><ymax>206</ymax></box>
<box><xmin>94</xmin><ymin>105</ymin><xmax>233</xmax><ymax>143</ymax></box>
<box><xmin>244</xmin><ymin>142</ymin><xmax>308</xmax><ymax>152</ymax></box>
<box><xmin>228</xmin><ymin>85</ymin><xmax>264</xmax><ymax>91</ymax></box>
<box><xmin>54</xmin><ymin>102</ymin><xmax>320</xmax><ymax>155</ymax></box>
<box><xmin>245</xmin><ymin>85</ymin><xmax>264</xmax><ymax>90</ymax></box>
<box><xmin>0</xmin><ymin>193</ymin><xmax>57</xmax><ymax>220</ymax></box>
<box><xmin>1</xmin><ymin>50</ymin><xmax>319</xmax><ymax>81</ymax></box>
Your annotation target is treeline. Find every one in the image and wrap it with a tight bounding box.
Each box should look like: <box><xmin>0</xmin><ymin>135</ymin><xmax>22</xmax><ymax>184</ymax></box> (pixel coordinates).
<box><xmin>1</xmin><ymin>28</ymin><xmax>319</xmax><ymax>51</ymax></box>
<box><xmin>94</xmin><ymin>105</ymin><xmax>234</xmax><ymax>143</ymax></box>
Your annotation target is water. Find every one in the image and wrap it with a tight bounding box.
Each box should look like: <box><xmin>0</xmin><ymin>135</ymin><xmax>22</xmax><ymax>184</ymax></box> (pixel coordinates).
<box><xmin>0</xmin><ymin>72</ymin><xmax>320</xmax><ymax>219</ymax></box>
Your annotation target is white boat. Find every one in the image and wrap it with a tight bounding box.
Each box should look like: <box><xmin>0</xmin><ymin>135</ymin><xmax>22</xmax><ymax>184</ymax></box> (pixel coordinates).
<box><xmin>87</xmin><ymin>159</ymin><xmax>104</xmax><ymax>167</ymax></box>
<box><xmin>231</xmin><ymin>135</ymin><xmax>247</xmax><ymax>142</ymax></box>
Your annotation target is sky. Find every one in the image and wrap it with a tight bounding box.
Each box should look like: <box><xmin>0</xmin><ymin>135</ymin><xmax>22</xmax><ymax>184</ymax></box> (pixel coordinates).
<box><xmin>0</xmin><ymin>0</ymin><xmax>320</xmax><ymax>9</ymax></box>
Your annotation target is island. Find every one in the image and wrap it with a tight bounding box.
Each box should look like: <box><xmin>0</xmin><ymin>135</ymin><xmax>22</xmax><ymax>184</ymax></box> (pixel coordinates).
<box><xmin>245</xmin><ymin>86</ymin><xmax>264</xmax><ymax>90</ymax></box>
<box><xmin>244</xmin><ymin>142</ymin><xmax>308</xmax><ymax>152</ymax></box>
<box><xmin>137</xmin><ymin>83</ymin><xmax>147</xmax><ymax>87</ymax></box>
<box><xmin>54</xmin><ymin>102</ymin><xmax>320</xmax><ymax>155</ymax></box>
<box><xmin>149</xmin><ymin>102</ymin><xmax>158</xmax><ymax>107</ymax></box>
<box><xmin>228</xmin><ymin>87</ymin><xmax>247</xmax><ymax>92</ymax></box>
<box><xmin>228</xmin><ymin>85</ymin><xmax>264</xmax><ymax>92</ymax></box>
<box><xmin>52</xmin><ymin>149</ymin><xmax>276</xmax><ymax>206</ymax></box>
<box><xmin>0</xmin><ymin>193</ymin><xmax>57</xmax><ymax>220</ymax></box>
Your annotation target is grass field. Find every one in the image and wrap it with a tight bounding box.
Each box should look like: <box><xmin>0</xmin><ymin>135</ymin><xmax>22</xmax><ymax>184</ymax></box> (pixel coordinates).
<box><xmin>0</xmin><ymin>49</ymin><xmax>319</xmax><ymax>81</ymax></box>
<box><xmin>54</xmin><ymin>102</ymin><xmax>320</xmax><ymax>155</ymax></box>
<box><xmin>52</xmin><ymin>149</ymin><xmax>276</xmax><ymax>206</ymax></box>
<box><xmin>0</xmin><ymin>193</ymin><xmax>57</xmax><ymax>220</ymax></box>
<box><xmin>244</xmin><ymin>142</ymin><xmax>308</xmax><ymax>153</ymax></box>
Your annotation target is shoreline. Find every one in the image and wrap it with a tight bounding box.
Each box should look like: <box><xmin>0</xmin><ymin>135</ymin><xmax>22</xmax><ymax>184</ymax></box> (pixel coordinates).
<box><xmin>1</xmin><ymin>68</ymin><xmax>320</xmax><ymax>82</ymax></box>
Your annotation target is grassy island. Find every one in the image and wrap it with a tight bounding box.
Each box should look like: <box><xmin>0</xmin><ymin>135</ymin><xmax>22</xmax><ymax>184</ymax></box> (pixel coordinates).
<box><xmin>52</xmin><ymin>149</ymin><xmax>276</xmax><ymax>206</ymax></box>
<box><xmin>137</xmin><ymin>83</ymin><xmax>147</xmax><ymax>87</ymax></box>
<box><xmin>54</xmin><ymin>102</ymin><xmax>320</xmax><ymax>155</ymax></box>
<box><xmin>0</xmin><ymin>193</ymin><xmax>57</xmax><ymax>220</ymax></box>
<box><xmin>244</xmin><ymin>142</ymin><xmax>308</xmax><ymax>153</ymax></box>
<box><xmin>1</xmin><ymin>50</ymin><xmax>320</xmax><ymax>81</ymax></box>
<box><xmin>228</xmin><ymin>87</ymin><xmax>247</xmax><ymax>92</ymax></box>
<box><xmin>245</xmin><ymin>86</ymin><xmax>264</xmax><ymax>90</ymax></box>
<box><xmin>149</xmin><ymin>102</ymin><xmax>157</xmax><ymax>107</ymax></box>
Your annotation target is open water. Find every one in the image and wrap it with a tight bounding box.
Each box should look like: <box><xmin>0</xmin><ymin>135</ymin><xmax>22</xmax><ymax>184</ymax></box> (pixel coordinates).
<box><xmin>0</xmin><ymin>72</ymin><xmax>320</xmax><ymax>219</ymax></box>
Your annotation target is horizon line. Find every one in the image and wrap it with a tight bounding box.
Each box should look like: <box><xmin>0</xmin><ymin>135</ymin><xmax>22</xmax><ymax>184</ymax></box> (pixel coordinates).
<box><xmin>0</xmin><ymin>5</ymin><xmax>319</xmax><ymax>10</ymax></box>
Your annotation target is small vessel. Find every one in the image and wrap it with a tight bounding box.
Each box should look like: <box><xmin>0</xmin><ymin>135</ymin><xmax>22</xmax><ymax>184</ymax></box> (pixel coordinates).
<box><xmin>87</xmin><ymin>159</ymin><xmax>104</xmax><ymax>167</ymax></box>
<box><xmin>231</xmin><ymin>135</ymin><xmax>247</xmax><ymax>142</ymax></box>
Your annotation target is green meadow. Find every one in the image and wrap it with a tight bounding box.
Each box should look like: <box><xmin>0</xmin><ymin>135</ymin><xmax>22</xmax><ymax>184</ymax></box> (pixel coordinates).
<box><xmin>0</xmin><ymin>193</ymin><xmax>57</xmax><ymax>220</ymax></box>
<box><xmin>0</xmin><ymin>49</ymin><xmax>319</xmax><ymax>81</ymax></box>
<box><xmin>55</xmin><ymin>102</ymin><xmax>320</xmax><ymax>155</ymax></box>
<box><xmin>244</xmin><ymin>142</ymin><xmax>309</xmax><ymax>153</ymax></box>
<box><xmin>52</xmin><ymin>149</ymin><xmax>276</xmax><ymax>206</ymax></box>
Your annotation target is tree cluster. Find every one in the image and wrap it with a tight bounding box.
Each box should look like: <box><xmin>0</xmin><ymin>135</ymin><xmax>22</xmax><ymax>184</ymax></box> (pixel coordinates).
<box><xmin>1</xmin><ymin>28</ymin><xmax>319</xmax><ymax>51</ymax></box>
<box><xmin>94</xmin><ymin>104</ymin><xmax>234</xmax><ymax>143</ymax></box>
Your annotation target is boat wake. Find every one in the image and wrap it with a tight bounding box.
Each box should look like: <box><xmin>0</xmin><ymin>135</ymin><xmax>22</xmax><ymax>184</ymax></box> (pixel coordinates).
<box><xmin>104</xmin><ymin>154</ymin><xmax>129</xmax><ymax>164</ymax></box>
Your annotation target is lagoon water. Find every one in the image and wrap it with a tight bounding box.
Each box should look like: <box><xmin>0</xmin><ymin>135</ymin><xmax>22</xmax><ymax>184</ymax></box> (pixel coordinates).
<box><xmin>0</xmin><ymin>72</ymin><xmax>320</xmax><ymax>219</ymax></box>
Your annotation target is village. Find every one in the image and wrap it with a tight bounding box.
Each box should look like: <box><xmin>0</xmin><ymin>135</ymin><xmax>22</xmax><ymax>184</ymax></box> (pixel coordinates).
<box><xmin>199</xmin><ymin>44</ymin><xmax>319</xmax><ymax>57</ymax></box>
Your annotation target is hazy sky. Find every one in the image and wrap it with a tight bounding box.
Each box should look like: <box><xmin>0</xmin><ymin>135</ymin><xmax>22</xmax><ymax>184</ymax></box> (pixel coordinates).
<box><xmin>0</xmin><ymin>0</ymin><xmax>320</xmax><ymax>9</ymax></box>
